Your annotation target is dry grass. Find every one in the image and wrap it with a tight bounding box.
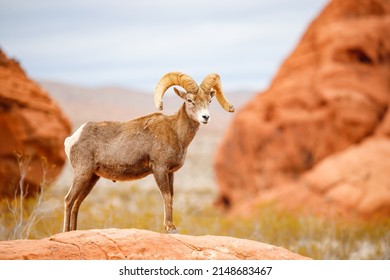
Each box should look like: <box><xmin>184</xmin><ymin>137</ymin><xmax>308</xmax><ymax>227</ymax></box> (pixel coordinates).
<box><xmin>0</xmin><ymin>156</ymin><xmax>60</xmax><ymax>240</ymax></box>
<box><xmin>1</xmin><ymin>181</ymin><xmax>389</xmax><ymax>260</ymax></box>
<box><xmin>1</xmin><ymin>145</ymin><xmax>389</xmax><ymax>259</ymax></box>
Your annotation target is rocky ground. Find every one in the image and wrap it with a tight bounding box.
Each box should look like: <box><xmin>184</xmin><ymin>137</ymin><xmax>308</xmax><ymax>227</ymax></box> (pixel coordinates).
<box><xmin>0</xmin><ymin>228</ymin><xmax>309</xmax><ymax>260</ymax></box>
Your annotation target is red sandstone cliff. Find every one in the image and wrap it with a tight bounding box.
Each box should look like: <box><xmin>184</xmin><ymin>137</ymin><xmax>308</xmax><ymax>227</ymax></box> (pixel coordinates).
<box><xmin>215</xmin><ymin>0</ymin><xmax>390</xmax><ymax>219</ymax></box>
<box><xmin>0</xmin><ymin>50</ymin><xmax>71</xmax><ymax>197</ymax></box>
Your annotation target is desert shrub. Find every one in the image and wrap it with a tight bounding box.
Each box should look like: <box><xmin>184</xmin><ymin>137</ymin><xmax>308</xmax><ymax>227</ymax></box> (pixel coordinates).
<box><xmin>0</xmin><ymin>155</ymin><xmax>62</xmax><ymax>240</ymax></box>
<box><xmin>1</xmin><ymin>178</ymin><xmax>389</xmax><ymax>259</ymax></box>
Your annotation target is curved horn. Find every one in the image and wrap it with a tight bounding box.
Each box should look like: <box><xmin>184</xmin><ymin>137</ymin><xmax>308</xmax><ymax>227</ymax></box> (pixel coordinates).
<box><xmin>154</xmin><ymin>72</ymin><xmax>199</xmax><ymax>110</ymax></box>
<box><xmin>200</xmin><ymin>73</ymin><xmax>235</xmax><ymax>112</ymax></box>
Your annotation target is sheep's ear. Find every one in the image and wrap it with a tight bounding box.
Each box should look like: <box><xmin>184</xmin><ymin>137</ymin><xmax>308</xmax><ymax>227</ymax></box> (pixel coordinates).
<box><xmin>173</xmin><ymin>87</ymin><xmax>186</xmax><ymax>99</ymax></box>
<box><xmin>209</xmin><ymin>89</ymin><xmax>216</xmax><ymax>98</ymax></box>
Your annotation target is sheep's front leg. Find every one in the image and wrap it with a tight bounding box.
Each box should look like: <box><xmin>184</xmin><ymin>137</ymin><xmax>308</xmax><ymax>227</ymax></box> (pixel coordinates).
<box><xmin>153</xmin><ymin>168</ymin><xmax>177</xmax><ymax>233</ymax></box>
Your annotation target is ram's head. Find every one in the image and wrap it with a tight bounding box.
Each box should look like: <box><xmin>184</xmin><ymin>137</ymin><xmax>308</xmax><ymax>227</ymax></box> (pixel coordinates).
<box><xmin>154</xmin><ymin>72</ymin><xmax>235</xmax><ymax>124</ymax></box>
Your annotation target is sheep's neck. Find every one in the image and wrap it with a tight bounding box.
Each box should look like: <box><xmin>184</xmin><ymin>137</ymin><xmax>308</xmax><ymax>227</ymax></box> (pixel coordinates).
<box><xmin>175</xmin><ymin>103</ymin><xmax>200</xmax><ymax>149</ymax></box>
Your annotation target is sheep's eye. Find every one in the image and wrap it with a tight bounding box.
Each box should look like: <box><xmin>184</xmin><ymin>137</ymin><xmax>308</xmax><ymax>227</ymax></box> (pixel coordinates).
<box><xmin>187</xmin><ymin>99</ymin><xmax>194</xmax><ymax>105</ymax></box>
<box><xmin>209</xmin><ymin>99</ymin><xmax>212</xmax><ymax>104</ymax></box>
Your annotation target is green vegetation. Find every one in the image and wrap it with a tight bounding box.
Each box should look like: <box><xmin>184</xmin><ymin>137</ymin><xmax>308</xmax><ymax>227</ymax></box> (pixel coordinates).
<box><xmin>1</xmin><ymin>184</ymin><xmax>389</xmax><ymax>260</ymax></box>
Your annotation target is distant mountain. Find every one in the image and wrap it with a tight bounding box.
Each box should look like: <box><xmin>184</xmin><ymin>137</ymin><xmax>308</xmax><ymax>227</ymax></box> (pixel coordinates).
<box><xmin>39</xmin><ymin>81</ymin><xmax>153</xmax><ymax>127</ymax></box>
<box><xmin>39</xmin><ymin>80</ymin><xmax>257</xmax><ymax>132</ymax></box>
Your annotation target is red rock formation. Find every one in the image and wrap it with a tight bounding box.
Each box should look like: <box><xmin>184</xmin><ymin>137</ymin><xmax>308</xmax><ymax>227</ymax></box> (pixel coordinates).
<box><xmin>215</xmin><ymin>0</ymin><xmax>390</xmax><ymax>219</ymax></box>
<box><xmin>0</xmin><ymin>228</ymin><xmax>310</xmax><ymax>260</ymax></box>
<box><xmin>0</xmin><ymin>50</ymin><xmax>71</xmax><ymax>197</ymax></box>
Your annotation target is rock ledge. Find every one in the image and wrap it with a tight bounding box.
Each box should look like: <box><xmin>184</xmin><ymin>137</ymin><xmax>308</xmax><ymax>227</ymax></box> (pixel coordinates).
<box><xmin>0</xmin><ymin>228</ymin><xmax>309</xmax><ymax>260</ymax></box>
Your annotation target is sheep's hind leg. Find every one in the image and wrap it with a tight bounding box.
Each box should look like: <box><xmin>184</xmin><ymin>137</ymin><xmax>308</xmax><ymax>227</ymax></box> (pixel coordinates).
<box><xmin>63</xmin><ymin>172</ymin><xmax>100</xmax><ymax>232</ymax></box>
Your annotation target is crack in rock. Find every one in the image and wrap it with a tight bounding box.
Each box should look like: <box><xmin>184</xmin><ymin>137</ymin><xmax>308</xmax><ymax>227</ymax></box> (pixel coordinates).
<box><xmin>88</xmin><ymin>241</ymin><xmax>109</xmax><ymax>259</ymax></box>
<box><xmin>49</xmin><ymin>237</ymin><xmax>84</xmax><ymax>259</ymax></box>
<box><xmin>168</xmin><ymin>235</ymin><xmax>202</xmax><ymax>252</ymax></box>
<box><xmin>225</xmin><ymin>245</ymin><xmax>251</xmax><ymax>259</ymax></box>
<box><xmin>96</xmin><ymin>231</ymin><xmax>127</xmax><ymax>259</ymax></box>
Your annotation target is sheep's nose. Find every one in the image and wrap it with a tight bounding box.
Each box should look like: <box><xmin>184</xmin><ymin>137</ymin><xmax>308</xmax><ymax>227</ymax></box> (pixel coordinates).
<box><xmin>202</xmin><ymin>115</ymin><xmax>210</xmax><ymax>121</ymax></box>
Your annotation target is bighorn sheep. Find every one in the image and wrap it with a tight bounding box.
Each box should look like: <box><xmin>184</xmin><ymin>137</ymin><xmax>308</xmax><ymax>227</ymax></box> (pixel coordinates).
<box><xmin>63</xmin><ymin>72</ymin><xmax>234</xmax><ymax>233</ymax></box>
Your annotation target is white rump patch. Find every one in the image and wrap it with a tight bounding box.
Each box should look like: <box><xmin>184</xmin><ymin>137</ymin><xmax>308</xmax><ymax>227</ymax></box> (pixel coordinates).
<box><xmin>64</xmin><ymin>123</ymin><xmax>86</xmax><ymax>160</ymax></box>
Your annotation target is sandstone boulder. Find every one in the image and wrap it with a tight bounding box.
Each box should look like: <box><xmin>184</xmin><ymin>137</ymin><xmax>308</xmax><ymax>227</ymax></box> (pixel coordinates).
<box><xmin>215</xmin><ymin>0</ymin><xmax>390</xmax><ymax>219</ymax></box>
<box><xmin>0</xmin><ymin>228</ymin><xmax>309</xmax><ymax>260</ymax></box>
<box><xmin>0</xmin><ymin>50</ymin><xmax>71</xmax><ymax>197</ymax></box>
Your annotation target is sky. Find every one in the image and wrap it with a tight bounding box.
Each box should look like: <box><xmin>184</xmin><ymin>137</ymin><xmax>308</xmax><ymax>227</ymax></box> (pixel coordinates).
<box><xmin>0</xmin><ymin>0</ymin><xmax>328</xmax><ymax>92</ymax></box>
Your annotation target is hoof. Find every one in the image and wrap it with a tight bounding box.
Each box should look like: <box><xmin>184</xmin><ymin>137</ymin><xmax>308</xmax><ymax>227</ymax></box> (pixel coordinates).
<box><xmin>166</xmin><ymin>226</ymin><xmax>178</xmax><ymax>234</ymax></box>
